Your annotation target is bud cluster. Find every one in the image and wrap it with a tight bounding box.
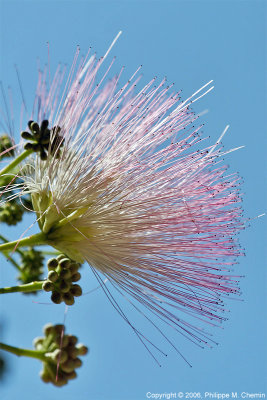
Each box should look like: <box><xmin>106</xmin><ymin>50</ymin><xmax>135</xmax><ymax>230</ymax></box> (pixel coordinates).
<box><xmin>42</xmin><ymin>254</ymin><xmax>82</xmax><ymax>305</ymax></box>
<box><xmin>21</xmin><ymin>120</ymin><xmax>64</xmax><ymax>160</ymax></box>
<box><xmin>17</xmin><ymin>248</ymin><xmax>44</xmax><ymax>290</ymax></box>
<box><xmin>0</xmin><ymin>201</ymin><xmax>23</xmax><ymax>225</ymax></box>
<box><xmin>0</xmin><ymin>173</ymin><xmax>33</xmax><ymax>225</ymax></box>
<box><xmin>34</xmin><ymin>323</ymin><xmax>88</xmax><ymax>387</ymax></box>
<box><xmin>0</xmin><ymin>134</ymin><xmax>14</xmax><ymax>158</ymax></box>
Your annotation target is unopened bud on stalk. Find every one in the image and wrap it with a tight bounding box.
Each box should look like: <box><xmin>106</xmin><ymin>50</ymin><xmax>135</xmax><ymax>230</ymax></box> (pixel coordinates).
<box><xmin>34</xmin><ymin>323</ymin><xmax>88</xmax><ymax>387</ymax></box>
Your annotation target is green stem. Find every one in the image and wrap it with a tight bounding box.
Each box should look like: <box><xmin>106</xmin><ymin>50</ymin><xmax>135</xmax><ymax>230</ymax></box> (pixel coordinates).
<box><xmin>0</xmin><ymin>342</ymin><xmax>47</xmax><ymax>361</ymax></box>
<box><xmin>0</xmin><ymin>149</ymin><xmax>33</xmax><ymax>176</ymax></box>
<box><xmin>0</xmin><ymin>232</ymin><xmax>47</xmax><ymax>253</ymax></box>
<box><xmin>0</xmin><ymin>234</ymin><xmax>24</xmax><ymax>257</ymax></box>
<box><xmin>0</xmin><ymin>281</ymin><xmax>44</xmax><ymax>294</ymax></box>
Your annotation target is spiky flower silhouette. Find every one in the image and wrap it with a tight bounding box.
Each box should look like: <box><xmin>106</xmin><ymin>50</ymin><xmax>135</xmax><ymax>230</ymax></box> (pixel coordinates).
<box><xmin>5</xmin><ymin>38</ymin><xmax>244</xmax><ymax>360</ymax></box>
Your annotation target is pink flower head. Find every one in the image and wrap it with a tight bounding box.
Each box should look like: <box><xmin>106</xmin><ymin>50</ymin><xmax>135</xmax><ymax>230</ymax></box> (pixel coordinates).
<box><xmin>18</xmin><ymin>40</ymin><xmax>244</xmax><ymax>362</ymax></box>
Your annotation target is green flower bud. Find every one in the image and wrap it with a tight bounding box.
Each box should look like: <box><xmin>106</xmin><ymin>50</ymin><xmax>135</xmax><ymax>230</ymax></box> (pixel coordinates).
<box><xmin>68</xmin><ymin>347</ymin><xmax>79</xmax><ymax>359</ymax></box>
<box><xmin>47</xmin><ymin>270</ymin><xmax>59</xmax><ymax>282</ymax></box>
<box><xmin>54</xmin><ymin>334</ymin><xmax>69</xmax><ymax>348</ymax></box>
<box><xmin>67</xmin><ymin>335</ymin><xmax>78</xmax><ymax>346</ymax></box>
<box><xmin>42</xmin><ymin>281</ymin><xmax>53</xmax><ymax>292</ymax></box>
<box><xmin>40</xmin><ymin>369</ymin><xmax>51</xmax><ymax>383</ymax></box>
<box><xmin>61</xmin><ymin>358</ymin><xmax>75</xmax><ymax>373</ymax></box>
<box><xmin>47</xmin><ymin>258</ymin><xmax>58</xmax><ymax>270</ymax></box>
<box><xmin>51</xmin><ymin>349</ymin><xmax>68</xmax><ymax>364</ymax></box>
<box><xmin>59</xmin><ymin>268</ymin><xmax>72</xmax><ymax>279</ymax></box>
<box><xmin>76</xmin><ymin>344</ymin><xmax>89</xmax><ymax>356</ymax></box>
<box><xmin>53</xmin><ymin>373</ymin><xmax>68</xmax><ymax>387</ymax></box>
<box><xmin>73</xmin><ymin>358</ymin><xmax>82</xmax><ymax>368</ymax></box>
<box><xmin>65</xmin><ymin>370</ymin><xmax>77</xmax><ymax>380</ymax></box>
<box><xmin>33</xmin><ymin>337</ymin><xmax>44</xmax><ymax>349</ymax></box>
<box><xmin>59</xmin><ymin>258</ymin><xmax>71</xmax><ymax>269</ymax></box>
<box><xmin>56</xmin><ymin>254</ymin><xmax>66</xmax><ymax>262</ymax></box>
<box><xmin>43</xmin><ymin>323</ymin><xmax>55</xmax><ymax>336</ymax></box>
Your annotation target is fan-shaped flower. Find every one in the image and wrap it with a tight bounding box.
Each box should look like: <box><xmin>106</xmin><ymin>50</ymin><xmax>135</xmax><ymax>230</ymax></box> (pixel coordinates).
<box><xmin>4</xmin><ymin>39</ymin><xmax>244</xmax><ymax>359</ymax></box>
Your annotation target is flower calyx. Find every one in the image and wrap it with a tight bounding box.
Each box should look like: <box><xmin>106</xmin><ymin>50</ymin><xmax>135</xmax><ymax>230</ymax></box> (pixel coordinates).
<box><xmin>35</xmin><ymin>323</ymin><xmax>88</xmax><ymax>387</ymax></box>
<box><xmin>42</xmin><ymin>254</ymin><xmax>82</xmax><ymax>305</ymax></box>
<box><xmin>21</xmin><ymin>120</ymin><xmax>64</xmax><ymax>160</ymax></box>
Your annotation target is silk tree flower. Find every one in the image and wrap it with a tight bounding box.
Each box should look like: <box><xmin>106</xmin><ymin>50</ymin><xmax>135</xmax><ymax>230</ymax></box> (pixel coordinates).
<box><xmin>6</xmin><ymin>41</ymin><xmax>244</xmax><ymax>358</ymax></box>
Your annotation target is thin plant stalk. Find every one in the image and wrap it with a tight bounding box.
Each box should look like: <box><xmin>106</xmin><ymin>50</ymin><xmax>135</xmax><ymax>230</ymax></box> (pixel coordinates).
<box><xmin>0</xmin><ymin>149</ymin><xmax>33</xmax><ymax>176</ymax></box>
<box><xmin>0</xmin><ymin>342</ymin><xmax>47</xmax><ymax>361</ymax></box>
<box><xmin>0</xmin><ymin>281</ymin><xmax>43</xmax><ymax>294</ymax></box>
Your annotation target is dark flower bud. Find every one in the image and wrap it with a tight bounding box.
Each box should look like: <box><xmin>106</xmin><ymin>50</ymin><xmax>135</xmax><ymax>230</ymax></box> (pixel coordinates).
<box><xmin>59</xmin><ymin>268</ymin><xmax>72</xmax><ymax>279</ymax></box>
<box><xmin>24</xmin><ymin>142</ymin><xmax>33</xmax><ymax>150</ymax></box>
<box><xmin>51</xmin><ymin>291</ymin><xmax>62</xmax><ymax>304</ymax></box>
<box><xmin>62</xmin><ymin>292</ymin><xmax>74</xmax><ymax>305</ymax></box>
<box><xmin>42</xmin><ymin>281</ymin><xmax>53</xmax><ymax>292</ymax></box>
<box><xmin>43</xmin><ymin>323</ymin><xmax>55</xmax><ymax>336</ymax></box>
<box><xmin>40</xmin><ymin>369</ymin><xmax>51</xmax><ymax>383</ymax></box>
<box><xmin>47</xmin><ymin>258</ymin><xmax>58</xmax><ymax>270</ymax></box>
<box><xmin>68</xmin><ymin>347</ymin><xmax>79</xmax><ymax>359</ymax></box>
<box><xmin>59</xmin><ymin>280</ymin><xmax>71</xmax><ymax>293</ymax></box>
<box><xmin>40</xmin><ymin>120</ymin><xmax>49</xmax><ymax>132</ymax></box>
<box><xmin>30</xmin><ymin>121</ymin><xmax>40</xmax><ymax>134</ymax></box>
<box><xmin>71</xmin><ymin>272</ymin><xmax>81</xmax><ymax>282</ymax></box>
<box><xmin>65</xmin><ymin>370</ymin><xmax>77</xmax><ymax>380</ymax></box>
<box><xmin>70</xmin><ymin>284</ymin><xmax>82</xmax><ymax>297</ymax></box>
<box><xmin>61</xmin><ymin>358</ymin><xmax>75</xmax><ymax>373</ymax></box>
<box><xmin>67</xmin><ymin>335</ymin><xmax>78</xmax><ymax>346</ymax></box>
<box><xmin>73</xmin><ymin>358</ymin><xmax>82</xmax><ymax>368</ymax></box>
<box><xmin>69</xmin><ymin>264</ymin><xmax>79</xmax><ymax>275</ymax></box>
<box><xmin>21</xmin><ymin>131</ymin><xmax>34</xmax><ymax>140</ymax></box>
<box><xmin>59</xmin><ymin>258</ymin><xmax>71</xmax><ymax>269</ymax></box>
<box><xmin>54</xmin><ymin>324</ymin><xmax>65</xmax><ymax>334</ymax></box>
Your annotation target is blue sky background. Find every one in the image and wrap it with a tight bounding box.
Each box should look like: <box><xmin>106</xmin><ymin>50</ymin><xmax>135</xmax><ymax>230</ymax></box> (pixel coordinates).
<box><xmin>0</xmin><ymin>1</ymin><xmax>266</xmax><ymax>400</ymax></box>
